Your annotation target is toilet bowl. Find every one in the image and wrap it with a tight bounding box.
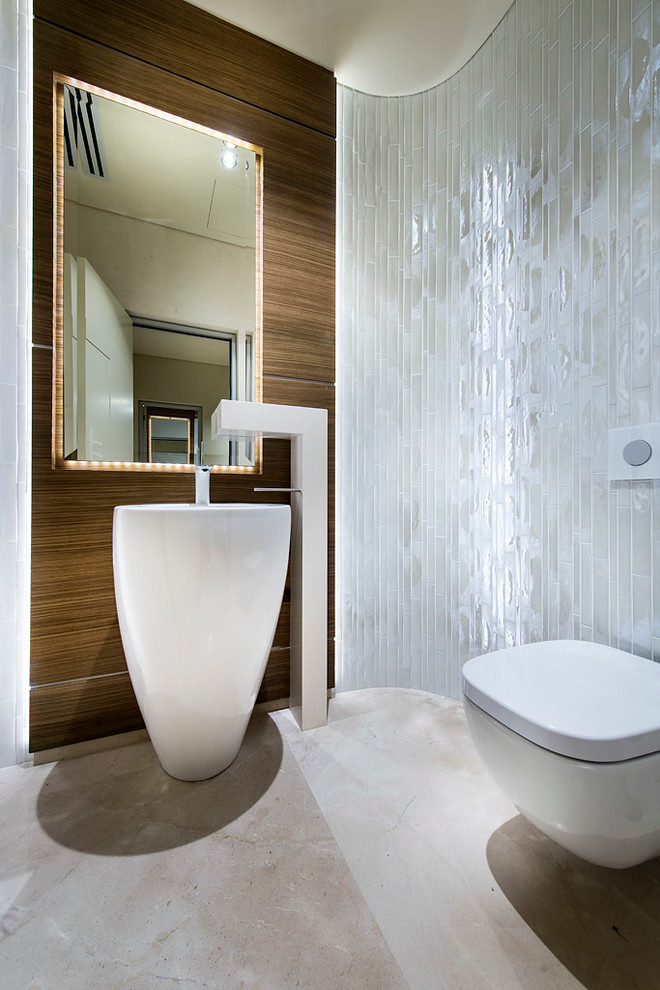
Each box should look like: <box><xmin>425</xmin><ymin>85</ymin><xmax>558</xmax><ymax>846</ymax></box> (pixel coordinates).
<box><xmin>463</xmin><ymin>641</ymin><xmax>660</xmax><ymax>868</ymax></box>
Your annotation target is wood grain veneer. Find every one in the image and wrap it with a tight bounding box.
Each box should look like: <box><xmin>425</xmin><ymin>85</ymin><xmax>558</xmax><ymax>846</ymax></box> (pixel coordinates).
<box><xmin>34</xmin><ymin>0</ymin><xmax>336</xmax><ymax>138</ymax></box>
<box><xmin>31</xmin><ymin>0</ymin><xmax>335</xmax><ymax>751</ymax></box>
<box><xmin>33</xmin><ymin>21</ymin><xmax>336</xmax><ymax>383</ymax></box>
<box><xmin>30</xmin><ymin>675</ymin><xmax>143</xmax><ymax>753</ymax></box>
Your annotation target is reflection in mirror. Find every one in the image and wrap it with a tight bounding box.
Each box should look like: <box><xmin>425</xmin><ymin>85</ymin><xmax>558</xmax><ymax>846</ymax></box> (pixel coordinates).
<box><xmin>58</xmin><ymin>80</ymin><xmax>261</xmax><ymax>469</ymax></box>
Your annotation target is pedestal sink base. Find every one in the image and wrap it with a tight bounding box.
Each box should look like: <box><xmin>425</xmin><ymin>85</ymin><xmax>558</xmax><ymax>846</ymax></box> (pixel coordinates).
<box><xmin>113</xmin><ymin>503</ymin><xmax>291</xmax><ymax>781</ymax></box>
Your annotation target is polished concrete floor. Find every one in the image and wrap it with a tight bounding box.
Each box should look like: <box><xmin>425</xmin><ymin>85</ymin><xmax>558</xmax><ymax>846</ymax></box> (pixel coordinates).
<box><xmin>2</xmin><ymin>689</ymin><xmax>660</xmax><ymax>988</ymax></box>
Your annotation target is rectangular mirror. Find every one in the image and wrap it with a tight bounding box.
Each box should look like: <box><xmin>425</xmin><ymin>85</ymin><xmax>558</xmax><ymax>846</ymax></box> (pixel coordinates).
<box><xmin>55</xmin><ymin>77</ymin><xmax>262</xmax><ymax>470</ymax></box>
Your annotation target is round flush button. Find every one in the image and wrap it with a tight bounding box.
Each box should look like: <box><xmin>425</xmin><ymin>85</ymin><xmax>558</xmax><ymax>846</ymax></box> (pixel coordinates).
<box><xmin>623</xmin><ymin>439</ymin><xmax>652</xmax><ymax>466</ymax></box>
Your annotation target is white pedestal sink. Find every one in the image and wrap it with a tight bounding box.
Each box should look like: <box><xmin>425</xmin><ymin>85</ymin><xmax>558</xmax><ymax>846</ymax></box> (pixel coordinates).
<box><xmin>113</xmin><ymin>503</ymin><xmax>290</xmax><ymax>781</ymax></box>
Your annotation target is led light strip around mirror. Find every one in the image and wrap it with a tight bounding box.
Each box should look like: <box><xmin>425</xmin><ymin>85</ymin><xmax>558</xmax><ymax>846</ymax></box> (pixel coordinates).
<box><xmin>52</xmin><ymin>74</ymin><xmax>264</xmax><ymax>474</ymax></box>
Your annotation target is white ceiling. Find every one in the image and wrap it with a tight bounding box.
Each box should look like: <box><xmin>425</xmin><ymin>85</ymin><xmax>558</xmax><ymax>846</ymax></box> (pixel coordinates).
<box><xmin>66</xmin><ymin>90</ymin><xmax>257</xmax><ymax>248</ymax></box>
<box><xmin>184</xmin><ymin>0</ymin><xmax>513</xmax><ymax>96</ymax></box>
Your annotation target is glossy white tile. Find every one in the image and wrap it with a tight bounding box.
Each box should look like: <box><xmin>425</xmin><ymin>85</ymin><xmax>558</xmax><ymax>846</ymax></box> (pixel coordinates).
<box><xmin>337</xmin><ymin>0</ymin><xmax>660</xmax><ymax>695</ymax></box>
<box><xmin>0</xmin><ymin>0</ymin><xmax>30</xmax><ymax>767</ymax></box>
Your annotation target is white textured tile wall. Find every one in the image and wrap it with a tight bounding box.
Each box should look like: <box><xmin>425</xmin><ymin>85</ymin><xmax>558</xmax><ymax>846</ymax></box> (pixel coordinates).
<box><xmin>337</xmin><ymin>0</ymin><xmax>660</xmax><ymax>696</ymax></box>
<box><xmin>0</xmin><ymin>0</ymin><xmax>31</xmax><ymax>765</ymax></box>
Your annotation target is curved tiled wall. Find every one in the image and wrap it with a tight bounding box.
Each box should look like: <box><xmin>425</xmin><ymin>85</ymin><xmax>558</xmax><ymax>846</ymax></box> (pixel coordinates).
<box><xmin>337</xmin><ymin>0</ymin><xmax>660</xmax><ymax>696</ymax></box>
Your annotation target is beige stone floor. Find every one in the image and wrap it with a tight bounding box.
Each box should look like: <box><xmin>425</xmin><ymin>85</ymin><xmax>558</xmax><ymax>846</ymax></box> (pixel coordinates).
<box><xmin>2</xmin><ymin>689</ymin><xmax>660</xmax><ymax>989</ymax></box>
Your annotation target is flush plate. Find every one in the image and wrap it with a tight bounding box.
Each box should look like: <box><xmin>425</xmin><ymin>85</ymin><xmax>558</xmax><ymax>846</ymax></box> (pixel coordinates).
<box><xmin>608</xmin><ymin>423</ymin><xmax>660</xmax><ymax>480</ymax></box>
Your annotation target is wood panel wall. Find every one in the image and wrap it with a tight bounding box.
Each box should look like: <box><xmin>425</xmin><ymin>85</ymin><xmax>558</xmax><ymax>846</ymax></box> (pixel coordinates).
<box><xmin>31</xmin><ymin>0</ymin><xmax>335</xmax><ymax>752</ymax></box>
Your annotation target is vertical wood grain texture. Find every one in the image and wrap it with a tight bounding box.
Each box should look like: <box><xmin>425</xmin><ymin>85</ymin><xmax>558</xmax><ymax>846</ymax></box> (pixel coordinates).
<box><xmin>33</xmin><ymin>0</ymin><xmax>336</xmax><ymax>137</ymax></box>
<box><xmin>31</xmin><ymin>0</ymin><xmax>335</xmax><ymax>751</ymax></box>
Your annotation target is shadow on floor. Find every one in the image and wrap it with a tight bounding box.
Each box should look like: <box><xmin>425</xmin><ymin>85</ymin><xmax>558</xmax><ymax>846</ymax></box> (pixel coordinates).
<box><xmin>487</xmin><ymin>814</ymin><xmax>660</xmax><ymax>990</ymax></box>
<box><xmin>36</xmin><ymin>715</ymin><xmax>283</xmax><ymax>856</ymax></box>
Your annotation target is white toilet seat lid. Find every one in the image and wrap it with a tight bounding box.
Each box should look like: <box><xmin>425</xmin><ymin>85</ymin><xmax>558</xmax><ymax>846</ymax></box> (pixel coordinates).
<box><xmin>462</xmin><ymin>641</ymin><xmax>660</xmax><ymax>763</ymax></box>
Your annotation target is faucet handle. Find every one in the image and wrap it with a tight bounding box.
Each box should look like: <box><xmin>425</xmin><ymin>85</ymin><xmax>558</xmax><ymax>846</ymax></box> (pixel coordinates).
<box><xmin>254</xmin><ymin>487</ymin><xmax>302</xmax><ymax>494</ymax></box>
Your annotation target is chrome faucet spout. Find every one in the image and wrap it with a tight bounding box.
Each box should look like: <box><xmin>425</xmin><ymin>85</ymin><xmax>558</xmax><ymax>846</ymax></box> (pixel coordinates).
<box><xmin>195</xmin><ymin>465</ymin><xmax>211</xmax><ymax>505</ymax></box>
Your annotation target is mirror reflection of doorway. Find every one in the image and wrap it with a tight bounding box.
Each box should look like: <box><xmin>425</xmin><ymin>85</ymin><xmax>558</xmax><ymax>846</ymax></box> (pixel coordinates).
<box><xmin>139</xmin><ymin>401</ymin><xmax>201</xmax><ymax>464</ymax></box>
<box><xmin>132</xmin><ymin>319</ymin><xmax>233</xmax><ymax>466</ymax></box>
<box><xmin>59</xmin><ymin>80</ymin><xmax>261</xmax><ymax>470</ymax></box>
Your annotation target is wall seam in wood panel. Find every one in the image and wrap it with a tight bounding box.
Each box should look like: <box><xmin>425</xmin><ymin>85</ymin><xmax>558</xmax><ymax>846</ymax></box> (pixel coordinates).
<box><xmin>264</xmin><ymin>375</ymin><xmax>337</xmax><ymax>386</ymax></box>
<box><xmin>34</xmin><ymin>0</ymin><xmax>335</xmax><ymax>136</ymax></box>
<box><xmin>35</xmin><ymin>14</ymin><xmax>336</xmax><ymax>140</ymax></box>
<box><xmin>32</xmin><ymin>671</ymin><xmax>128</xmax><ymax>689</ymax></box>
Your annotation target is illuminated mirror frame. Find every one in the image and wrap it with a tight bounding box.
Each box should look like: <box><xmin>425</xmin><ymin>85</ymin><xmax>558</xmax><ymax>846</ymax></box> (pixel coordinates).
<box><xmin>52</xmin><ymin>74</ymin><xmax>264</xmax><ymax>474</ymax></box>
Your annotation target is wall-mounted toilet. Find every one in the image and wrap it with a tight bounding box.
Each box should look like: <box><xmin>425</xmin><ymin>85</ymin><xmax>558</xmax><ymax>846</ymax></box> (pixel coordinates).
<box><xmin>463</xmin><ymin>640</ymin><xmax>660</xmax><ymax>869</ymax></box>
